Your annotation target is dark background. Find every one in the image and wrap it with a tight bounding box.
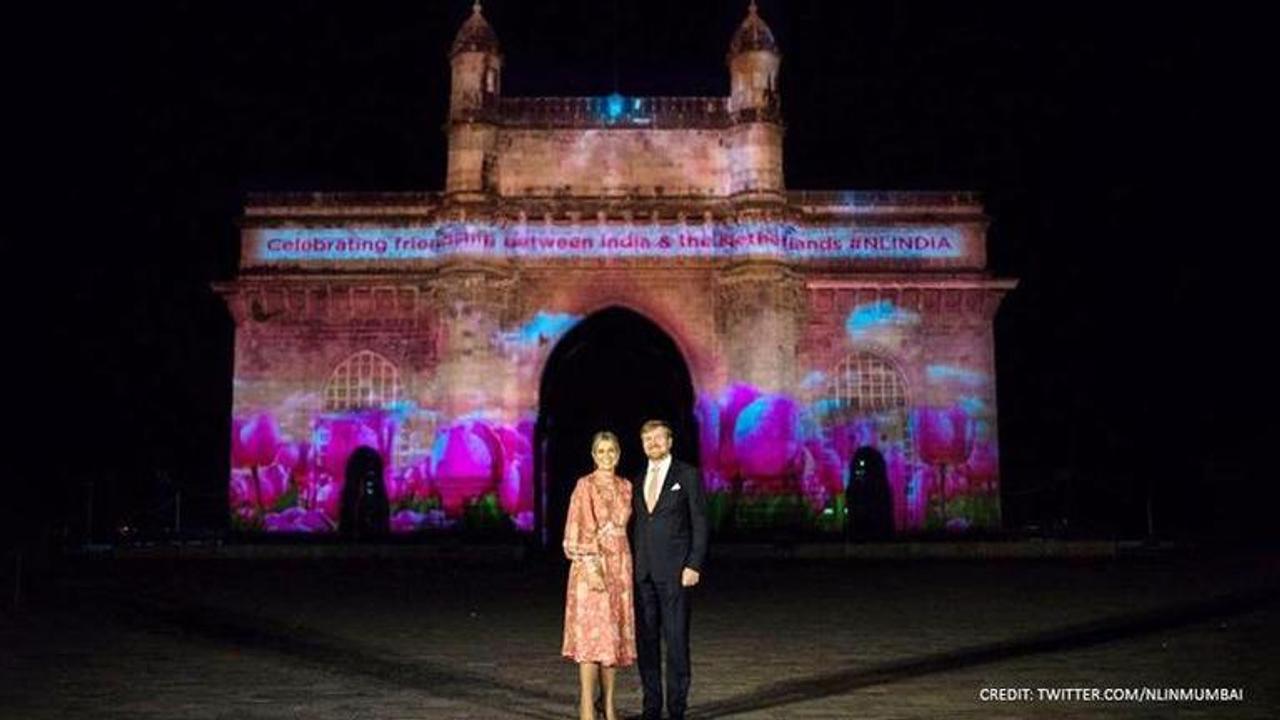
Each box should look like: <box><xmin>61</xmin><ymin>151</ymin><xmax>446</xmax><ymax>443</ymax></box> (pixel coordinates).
<box><xmin>11</xmin><ymin>1</ymin><xmax>1267</xmax><ymax>549</ymax></box>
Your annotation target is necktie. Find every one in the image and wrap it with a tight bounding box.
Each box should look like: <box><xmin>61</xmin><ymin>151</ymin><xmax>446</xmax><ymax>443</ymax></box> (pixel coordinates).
<box><xmin>646</xmin><ymin>464</ymin><xmax>660</xmax><ymax>512</ymax></box>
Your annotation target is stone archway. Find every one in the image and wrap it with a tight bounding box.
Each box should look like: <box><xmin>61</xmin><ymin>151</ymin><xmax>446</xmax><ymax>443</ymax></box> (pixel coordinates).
<box><xmin>535</xmin><ymin>306</ymin><xmax>697</xmax><ymax>548</ymax></box>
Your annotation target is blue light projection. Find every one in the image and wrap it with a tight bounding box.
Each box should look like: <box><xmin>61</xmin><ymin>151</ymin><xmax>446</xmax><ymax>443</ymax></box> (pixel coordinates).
<box><xmin>800</xmin><ymin>370</ymin><xmax>827</xmax><ymax>390</ymax></box>
<box><xmin>956</xmin><ymin>394</ymin><xmax>988</xmax><ymax>415</ymax></box>
<box><xmin>925</xmin><ymin>364</ymin><xmax>988</xmax><ymax>388</ymax></box>
<box><xmin>808</xmin><ymin>397</ymin><xmax>844</xmax><ymax>418</ymax></box>
<box><xmin>497</xmin><ymin>311</ymin><xmax>581</xmax><ymax>351</ymax></box>
<box><xmin>605</xmin><ymin>92</ymin><xmax>625</xmax><ymax>121</ymax></box>
<box><xmin>846</xmin><ymin>300</ymin><xmax>921</xmax><ymax>341</ymax></box>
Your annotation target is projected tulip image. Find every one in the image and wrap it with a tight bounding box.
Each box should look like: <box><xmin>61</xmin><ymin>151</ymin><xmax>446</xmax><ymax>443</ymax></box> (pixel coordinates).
<box><xmin>229</xmin><ymin>407</ymin><xmax>536</xmax><ymax>534</ymax></box>
<box><xmin>688</xmin><ymin>377</ymin><xmax>999</xmax><ymax>535</ymax></box>
<box><xmin>227</xmin><ymin>347</ymin><xmax>999</xmax><ymax>536</ymax></box>
<box><xmin>228</xmin><ymin>285</ymin><xmax>1002</xmax><ymax>536</ymax></box>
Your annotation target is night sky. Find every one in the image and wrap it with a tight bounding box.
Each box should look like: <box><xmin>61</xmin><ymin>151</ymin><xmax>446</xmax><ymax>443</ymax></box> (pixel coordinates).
<box><xmin>14</xmin><ymin>1</ymin><xmax>1265</xmax><ymax>544</ymax></box>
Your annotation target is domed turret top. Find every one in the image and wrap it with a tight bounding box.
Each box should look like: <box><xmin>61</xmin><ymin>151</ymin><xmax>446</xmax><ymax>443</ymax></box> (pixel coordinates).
<box><xmin>728</xmin><ymin>1</ymin><xmax>778</xmax><ymax>57</ymax></box>
<box><xmin>451</xmin><ymin>1</ymin><xmax>500</xmax><ymax>58</ymax></box>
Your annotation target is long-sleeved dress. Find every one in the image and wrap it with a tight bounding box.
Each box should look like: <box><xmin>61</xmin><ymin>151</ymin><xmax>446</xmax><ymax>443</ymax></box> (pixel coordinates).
<box><xmin>562</xmin><ymin>471</ymin><xmax>636</xmax><ymax>666</ymax></box>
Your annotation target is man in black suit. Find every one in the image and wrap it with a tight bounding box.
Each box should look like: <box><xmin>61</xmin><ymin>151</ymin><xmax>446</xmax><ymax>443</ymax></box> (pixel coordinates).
<box><xmin>630</xmin><ymin>419</ymin><xmax>708</xmax><ymax>720</ymax></box>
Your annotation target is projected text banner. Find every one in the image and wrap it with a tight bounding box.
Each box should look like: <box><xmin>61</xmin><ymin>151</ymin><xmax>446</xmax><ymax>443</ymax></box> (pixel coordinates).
<box><xmin>244</xmin><ymin>223</ymin><xmax>978</xmax><ymax>267</ymax></box>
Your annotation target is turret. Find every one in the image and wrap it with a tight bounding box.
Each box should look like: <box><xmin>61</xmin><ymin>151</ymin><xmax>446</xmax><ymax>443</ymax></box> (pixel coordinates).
<box><xmin>726</xmin><ymin>1</ymin><xmax>784</xmax><ymax>200</ymax></box>
<box><xmin>446</xmin><ymin>2</ymin><xmax>502</xmax><ymax>200</ymax></box>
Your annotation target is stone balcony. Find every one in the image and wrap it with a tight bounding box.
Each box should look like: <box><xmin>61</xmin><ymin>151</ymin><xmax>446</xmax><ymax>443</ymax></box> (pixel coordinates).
<box><xmin>495</xmin><ymin>94</ymin><xmax>732</xmax><ymax>129</ymax></box>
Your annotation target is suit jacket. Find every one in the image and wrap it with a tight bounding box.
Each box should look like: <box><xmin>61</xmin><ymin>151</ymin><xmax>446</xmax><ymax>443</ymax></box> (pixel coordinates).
<box><xmin>630</xmin><ymin>458</ymin><xmax>708</xmax><ymax>584</ymax></box>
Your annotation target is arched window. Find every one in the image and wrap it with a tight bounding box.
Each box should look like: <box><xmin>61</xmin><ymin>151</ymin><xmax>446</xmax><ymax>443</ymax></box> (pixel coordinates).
<box><xmin>828</xmin><ymin>352</ymin><xmax>909</xmax><ymax>415</ymax></box>
<box><xmin>325</xmin><ymin>351</ymin><xmax>402</xmax><ymax>411</ymax></box>
<box><xmin>827</xmin><ymin>353</ymin><xmax>914</xmax><ymax>526</ymax></box>
<box><xmin>324</xmin><ymin>351</ymin><xmax>421</xmax><ymax>469</ymax></box>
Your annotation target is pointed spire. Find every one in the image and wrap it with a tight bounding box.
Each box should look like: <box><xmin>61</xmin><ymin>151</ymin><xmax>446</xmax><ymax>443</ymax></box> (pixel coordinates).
<box><xmin>451</xmin><ymin>0</ymin><xmax>500</xmax><ymax>58</ymax></box>
<box><xmin>729</xmin><ymin>0</ymin><xmax>778</xmax><ymax>58</ymax></box>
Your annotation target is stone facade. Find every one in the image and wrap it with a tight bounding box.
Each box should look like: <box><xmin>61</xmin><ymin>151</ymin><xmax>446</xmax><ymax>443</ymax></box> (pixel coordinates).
<box><xmin>217</xmin><ymin>2</ymin><xmax>1015</xmax><ymax>537</ymax></box>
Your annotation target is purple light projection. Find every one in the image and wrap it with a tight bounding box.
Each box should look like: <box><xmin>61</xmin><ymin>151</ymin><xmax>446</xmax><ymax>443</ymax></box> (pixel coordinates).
<box><xmin>228</xmin><ymin>294</ymin><xmax>1001</xmax><ymax>535</ymax></box>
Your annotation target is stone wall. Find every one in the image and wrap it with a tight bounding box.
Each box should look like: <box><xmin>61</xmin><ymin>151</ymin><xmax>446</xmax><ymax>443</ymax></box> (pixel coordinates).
<box><xmin>495</xmin><ymin>129</ymin><xmax>730</xmax><ymax>198</ymax></box>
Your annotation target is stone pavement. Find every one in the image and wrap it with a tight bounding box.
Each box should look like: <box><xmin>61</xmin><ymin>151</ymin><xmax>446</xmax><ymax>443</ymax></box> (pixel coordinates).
<box><xmin>2</xmin><ymin>550</ymin><xmax>1277</xmax><ymax>719</ymax></box>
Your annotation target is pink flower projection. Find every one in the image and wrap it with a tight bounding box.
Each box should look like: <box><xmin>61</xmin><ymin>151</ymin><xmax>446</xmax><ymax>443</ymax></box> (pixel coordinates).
<box><xmin>430</xmin><ymin>417</ymin><xmax>535</xmax><ymax>517</ymax></box>
<box><xmin>391</xmin><ymin>509</ymin><xmax>429</xmax><ymax>533</ymax></box>
<box><xmin>228</xmin><ymin>414</ymin><xmax>293</xmax><ymax>525</ymax></box>
<box><xmin>716</xmin><ymin>383</ymin><xmax>762</xmax><ymax>481</ymax></box>
<box><xmin>513</xmin><ymin>511</ymin><xmax>533</xmax><ymax>532</ymax></box>
<box><xmin>802</xmin><ymin>439</ymin><xmax>845</xmax><ymax>498</ymax></box>
<box><xmin>264</xmin><ymin>507</ymin><xmax>333</xmax><ymax>533</ymax></box>
<box><xmin>311</xmin><ymin>412</ymin><xmax>398</xmax><ymax>528</ymax></box>
<box><xmin>230</xmin><ymin>410</ymin><xmax>399</xmax><ymax>532</ymax></box>
<box><xmin>229</xmin><ymin>469</ymin><xmax>256</xmax><ymax>509</ymax></box>
<box><xmin>233</xmin><ymin>505</ymin><xmax>256</xmax><ymax>526</ymax></box>
<box><xmin>694</xmin><ymin>395</ymin><xmax>730</xmax><ymax>493</ymax></box>
<box><xmin>797</xmin><ymin>442</ymin><xmax>840</xmax><ymax>512</ymax></box>
<box><xmin>259</xmin><ymin>463</ymin><xmax>292</xmax><ymax>508</ymax></box>
<box><xmin>278</xmin><ymin>443</ymin><xmax>328</xmax><ymax>511</ymax></box>
<box><xmin>732</xmin><ymin>394</ymin><xmax>801</xmax><ymax>493</ymax></box>
<box><xmin>826</xmin><ymin>418</ymin><xmax>880</xmax><ymax>485</ymax></box>
<box><xmin>232</xmin><ymin>413</ymin><xmax>284</xmax><ymax>469</ymax></box>
<box><xmin>886</xmin><ymin>446</ymin><xmax>910</xmax><ymax>531</ymax></box>
<box><xmin>963</xmin><ymin>441</ymin><xmax>999</xmax><ymax>493</ymax></box>
<box><xmin>231</xmin><ymin>405</ymin><xmax>539</xmax><ymax>532</ymax></box>
<box><xmin>687</xmin><ymin>381</ymin><xmax>1000</xmax><ymax>533</ymax></box>
<box><xmin>494</xmin><ymin>424</ymin><xmax>535</xmax><ymax>516</ymax></box>
<box><xmin>313</xmin><ymin>479</ymin><xmax>342</xmax><ymax>522</ymax></box>
<box><xmin>229</xmin><ymin>460</ymin><xmax>295</xmax><ymax>521</ymax></box>
<box><xmin>386</xmin><ymin>464</ymin><xmax>423</xmax><ymax>507</ymax></box>
<box><xmin>942</xmin><ymin>466</ymin><xmax>968</xmax><ymax>501</ymax></box>
<box><xmin>912</xmin><ymin>405</ymin><xmax>977</xmax><ymax>528</ymax></box>
<box><xmin>387</xmin><ymin>460</ymin><xmax>438</xmax><ymax>510</ymax></box>
<box><xmin>913</xmin><ymin>405</ymin><xmax>972</xmax><ymax>465</ymax></box>
<box><xmin>702</xmin><ymin>385</ymin><xmax>869</xmax><ymax>501</ymax></box>
<box><xmin>905</xmin><ymin>466</ymin><xmax>929</xmax><ymax>530</ymax></box>
<box><xmin>230</xmin><ymin>377</ymin><xmax>998</xmax><ymax>535</ymax></box>
<box><xmin>317</xmin><ymin>413</ymin><xmax>393</xmax><ymax>479</ymax></box>
<box><xmin>432</xmin><ymin>420</ymin><xmax>499</xmax><ymax>513</ymax></box>
<box><xmin>272</xmin><ymin>442</ymin><xmax>309</xmax><ymax>472</ymax></box>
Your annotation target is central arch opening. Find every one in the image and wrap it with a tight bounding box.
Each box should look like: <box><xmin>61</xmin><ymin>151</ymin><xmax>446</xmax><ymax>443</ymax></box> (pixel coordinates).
<box><xmin>536</xmin><ymin>306</ymin><xmax>697</xmax><ymax>548</ymax></box>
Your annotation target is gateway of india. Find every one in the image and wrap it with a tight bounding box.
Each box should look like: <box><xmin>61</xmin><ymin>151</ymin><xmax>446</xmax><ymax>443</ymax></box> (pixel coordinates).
<box><xmin>217</xmin><ymin>2</ymin><xmax>1016</xmax><ymax>540</ymax></box>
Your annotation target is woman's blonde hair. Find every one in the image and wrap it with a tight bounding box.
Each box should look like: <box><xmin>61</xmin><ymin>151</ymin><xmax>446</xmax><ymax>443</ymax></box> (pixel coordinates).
<box><xmin>591</xmin><ymin>431</ymin><xmax>621</xmax><ymax>453</ymax></box>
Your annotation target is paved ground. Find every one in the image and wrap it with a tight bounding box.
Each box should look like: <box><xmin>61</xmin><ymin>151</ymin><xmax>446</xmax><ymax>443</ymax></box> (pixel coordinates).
<box><xmin>2</xmin><ymin>549</ymin><xmax>1278</xmax><ymax>719</ymax></box>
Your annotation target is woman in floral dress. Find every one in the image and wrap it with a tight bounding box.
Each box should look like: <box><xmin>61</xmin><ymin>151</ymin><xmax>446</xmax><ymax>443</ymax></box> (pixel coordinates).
<box><xmin>563</xmin><ymin>431</ymin><xmax>635</xmax><ymax>720</ymax></box>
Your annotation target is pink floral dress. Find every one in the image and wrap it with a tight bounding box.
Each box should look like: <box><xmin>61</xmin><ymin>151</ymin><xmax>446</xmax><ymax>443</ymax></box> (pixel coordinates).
<box><xmin>562</xmin><ymin>472</ymin><xmax>635</xmax><ymax>666</ymax></box>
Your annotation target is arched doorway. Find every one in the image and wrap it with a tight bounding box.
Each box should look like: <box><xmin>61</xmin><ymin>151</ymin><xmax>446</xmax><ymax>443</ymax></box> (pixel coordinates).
<box><xmin>847</xmin><ymin>446</ymin><xmax>893</xmax><ymax>540</ymax></box>
<box><xmin>536</xmin><ymin>307</ymin><xmax>697</xmax><ymax>548</ymax></box>
<box><xmin>341</xmin><ymin>446</ymin><xmax>390</xmax><ymax>539</ymax></box>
